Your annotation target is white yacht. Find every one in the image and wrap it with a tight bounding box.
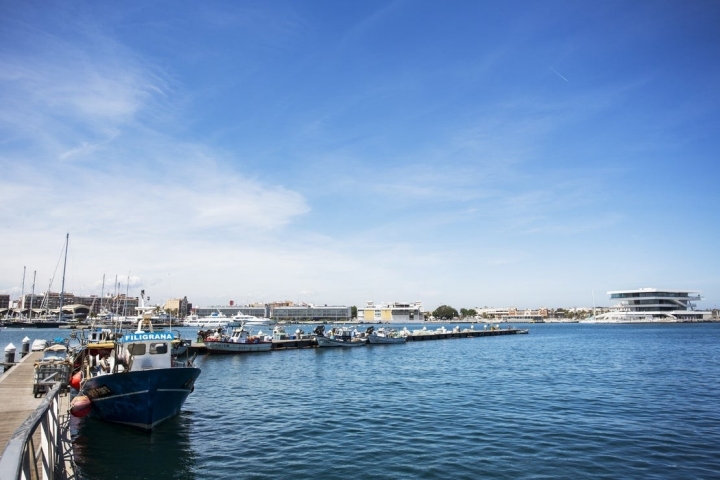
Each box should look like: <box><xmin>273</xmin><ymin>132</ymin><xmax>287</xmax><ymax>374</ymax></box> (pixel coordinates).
<box><xmin>227</xmin><ymin>312</ymin><xmax>276</xmax><ymax>328</ymax></box>
<box><xmin>583</xmin><ymin>288</ymin><xmax>711</xmax><ymax>323</ymax></box>
<box><xmin>183</xmin><ymin>310</ymin><xmax>230</xmax><ymax>328</ymax></box>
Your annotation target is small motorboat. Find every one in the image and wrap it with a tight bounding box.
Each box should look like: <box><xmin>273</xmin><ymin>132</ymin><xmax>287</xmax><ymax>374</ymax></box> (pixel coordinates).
<box><xmin>31</xmin><ymin>339</ymin><xmax>50</xmax><ymax>351</ymax></box>
<box><xmin>314</xmin><ymin>325</ymin><xmax>367</xmax><ymax>347</ymax></box>
<box><xmin>204</xmin><ymin>325</ymin><xmax>272</xmax><ymax>353</ymax></box>
<box><xmin>367</xmin><ymin>326</ymin><xmax>408</xmax><ymax>345</ymax></box>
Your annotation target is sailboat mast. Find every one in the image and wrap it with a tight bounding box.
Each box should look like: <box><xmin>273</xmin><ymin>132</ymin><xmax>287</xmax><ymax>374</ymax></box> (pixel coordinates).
<box><xmin>123</xmin><ymin>272</ymin><xmax>129</xmax><ymax>317</ymax></box>
<box><xmin>58</xmin><ymin>233</ymin><xmax>69</xmax><ymax>321</ymax></box>
<box><xmin>29</xmin><ymin>271</ymin><xmax>36</xmax><ymax>320</ymax></box>
<box><xmin>100</xmin><ymin>273</ymin><xmax>105</xmax><ymax>313</ymax></box>
<box><xmin>20</xmin><ymin>266</ymin><xmax>26</xmax><ymax>316</ymax></box>
<box><xmin>113</xmin><ymin>275</ymin><xmax>118</xmax><ymax>315</ymax></box>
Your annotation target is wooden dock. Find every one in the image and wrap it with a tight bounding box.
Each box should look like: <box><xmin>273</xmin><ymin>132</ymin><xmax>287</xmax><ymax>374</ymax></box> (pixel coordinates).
<box><xmin>189</xmin><ymin>328</ymin><xmax>526</xmax><ymax>354</ymax></box>
<box><xmin>271</xmin><ymin>338</ymin><xmax>315</xmax><ymax>350</ymax></box>
<box><xmin>0</xmin><ymin>352</ymin><xmax>45</xmax><ymax>449</ymax></box>
<box><xmin>188</xmin><ymin>342</ymin><xmax>208</xmax><ymax>355</ymax></box>
<box><xmin>407</xmin><ymin>327</ymin><xmax>527</xmax><ymax>341</ymax></box>
<box><xmin>0</xmin><ymin>351</ymin><xmax>74</xmax><ymax>478</ymax></box>
<box><xmin>189</xmin><ymin>338</ymin><xmax>317</xmax><ymax>354</ymax></box>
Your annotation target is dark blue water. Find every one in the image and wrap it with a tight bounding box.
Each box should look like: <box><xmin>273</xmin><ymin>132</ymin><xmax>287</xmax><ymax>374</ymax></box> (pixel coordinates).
<box><xmin>3</xmin><ymin>323</ymin><xmax>720</xmax><ymax>479</ymax></box>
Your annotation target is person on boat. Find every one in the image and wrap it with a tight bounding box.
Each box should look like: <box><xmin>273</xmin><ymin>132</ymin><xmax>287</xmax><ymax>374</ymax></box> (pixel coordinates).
<box><xmin>99</xmin><ymin>352</ymin><xmax>111</xmax><ymax>373</ymax></box>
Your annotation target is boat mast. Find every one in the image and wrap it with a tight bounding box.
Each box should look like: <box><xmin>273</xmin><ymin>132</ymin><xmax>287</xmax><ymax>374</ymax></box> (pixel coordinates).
<box><xmin>123</xmin><ymin>272</ymin><xmax>130</xmax><ymax>317</ymax></box>
<box><xmin>29</xmin><ymin>271</ymin><xmax>36</xmax><ymax>320</ymax></box>
<box><xmin>113</xmin><ymin>275</ymin><xmax>118</xmax><ymax>316</ymax></box>
<box><xmin>58</xmin><ymin>233</ymin><xmax>69</xmax><ymax>322</ymax></box>
<box><xmin>100</xmin><ymin>273</ymin><xmax>105</xmax><ymax>310</ymax></box>
<box><xmin>20</xmin><ymin>266</ymin><xmax>26</xmax><ymax>317</ymax></box>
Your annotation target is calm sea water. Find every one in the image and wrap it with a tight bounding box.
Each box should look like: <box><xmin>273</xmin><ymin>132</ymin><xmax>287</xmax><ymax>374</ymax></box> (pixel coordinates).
<box><xmin>3</xmin><ymin>323</ymin><xmax>720</xmax><ymax>479</ymax></box>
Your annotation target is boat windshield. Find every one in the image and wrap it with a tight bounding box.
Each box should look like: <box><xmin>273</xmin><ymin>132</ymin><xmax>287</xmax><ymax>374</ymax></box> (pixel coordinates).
<box><xmin>127</xmin><ymin>341</ymin><xmax>171</xmax><ymax>371</ymax></box>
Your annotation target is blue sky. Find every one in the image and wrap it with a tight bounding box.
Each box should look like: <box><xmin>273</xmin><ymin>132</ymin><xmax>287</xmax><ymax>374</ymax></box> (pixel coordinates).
<box><xmin>1</xmin><ymin>0</ymin><xmax>719</xmax><ymax>311</ymax></box>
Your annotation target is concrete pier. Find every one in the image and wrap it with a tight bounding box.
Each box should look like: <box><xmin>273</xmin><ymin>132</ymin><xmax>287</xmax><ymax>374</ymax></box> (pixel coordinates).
<box><xmin>271</xmin><ymin>338</ymin><xmax>315</xmax><ymax>350</ymax></box>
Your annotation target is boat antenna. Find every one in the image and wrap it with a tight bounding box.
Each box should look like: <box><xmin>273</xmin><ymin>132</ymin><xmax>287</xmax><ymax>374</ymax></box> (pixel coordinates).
<box><xmin>58</xmin><ymin>233</ymin><xmax>69</xmax><ymax>322</ymax></box>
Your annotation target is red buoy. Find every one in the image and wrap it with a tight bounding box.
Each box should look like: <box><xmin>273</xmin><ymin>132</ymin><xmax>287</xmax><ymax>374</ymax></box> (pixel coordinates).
<box><xmin>70</xmin><ymin>395</ymin><xmax>92</xmax><ymax>418</ymax></box>
<box><xmin>70</xmin><ymin>372</ymin><xmax>82</xmax><ymax>391</ymax></box>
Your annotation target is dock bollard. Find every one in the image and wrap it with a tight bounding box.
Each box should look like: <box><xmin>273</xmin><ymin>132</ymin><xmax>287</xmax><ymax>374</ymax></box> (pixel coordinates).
<box><xmin>21</xmin><ymin>337</ymin><xmax>30</xmax><ymax>359</ymax></box>
<box><xmin>4</xmin><ymin>343</ymin><xmax>16</xmax><ymax>372</ymax></box>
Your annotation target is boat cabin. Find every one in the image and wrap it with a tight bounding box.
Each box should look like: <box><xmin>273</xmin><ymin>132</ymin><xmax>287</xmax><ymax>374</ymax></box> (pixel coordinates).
<box><xmin>119</xmin><ymin>330</ymin><xmax>175</xmax><ymax>371</ymax></box>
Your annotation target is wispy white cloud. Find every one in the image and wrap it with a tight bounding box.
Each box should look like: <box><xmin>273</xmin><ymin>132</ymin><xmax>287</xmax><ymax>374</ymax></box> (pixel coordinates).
<box><xmin>1</xmin><ymin>1</ymin><xmax>718</xmax><ymax>311</ymax></box>
<box><xmin>0</xmin><ymin>7</ymin><xmax>313</xmax><ymax>304</ymax></box>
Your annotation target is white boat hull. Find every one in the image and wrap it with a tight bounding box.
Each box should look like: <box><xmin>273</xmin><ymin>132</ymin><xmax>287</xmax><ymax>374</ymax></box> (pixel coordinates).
<box><xmin>315</xmin><ymin>336</ymin><xmax>367</xmax><ymax>347</ymax></box>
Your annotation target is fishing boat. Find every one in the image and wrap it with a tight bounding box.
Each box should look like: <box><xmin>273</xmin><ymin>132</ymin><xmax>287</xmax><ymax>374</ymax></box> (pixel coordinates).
<box><xmin>367</xmin><ymin>326</ymin><xmax>408</xmax><ymax>345</ymax></box>
<box><xmin>71</xmin><ymin>316</ymin><xmax>201</xmax><ymax>430</ymax></box>
<box><xmin>314</xmin><ymin>325</ymin><xmax>367</xmax><ymax>347</ymax></box>
<box><xmin>204</xmin><ymin>325</ymin><xmax>272</xmax><ymax>353</ymax></box>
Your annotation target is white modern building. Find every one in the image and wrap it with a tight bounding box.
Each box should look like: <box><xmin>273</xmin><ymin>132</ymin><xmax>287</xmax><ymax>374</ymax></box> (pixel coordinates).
<box><xmin>357</xmin><ymin>301</ymin><xmax>424</xmax><ymax>323</ymax></box>
<box><xmin>195</xmin><ymin>305</ymin><xmax>268</xmax><ymax>318</ymax></box>
<box><xmin>475</xmin><ymin>307</ymin><xmax>547</xmax><ymax>322</ymax></box>
<box><xmin>585</xmin><ymin>288</ymin><xmax>711</xmax><ymax>323</ymax></box>
<box><xmin>271</xmin><ymin>304</ymin><xmax>351</xmax><ymax>322</ymax></box>
<box><xmin>194</xmin><ymin>303</ymin><xmax>351</xmax><ymax>322</ymax></box>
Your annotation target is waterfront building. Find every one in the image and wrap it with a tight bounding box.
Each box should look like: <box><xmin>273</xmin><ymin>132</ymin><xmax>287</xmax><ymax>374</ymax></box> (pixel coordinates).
<box><xmin>476</xmin><ymin>307</ymin><xmax>511</xmax><ymax>319</ymax></box>
<box><xmin>473</xmin><ymin>307</ymin><xmax>548</xmax><ymax>322</ymax></box>
<box><xmin>271</xmin><ymin>304</ymin><xmax>351</xmax><ymax>322</ymax></box>
<box><xmin>194</xmin><ymin>302</ymin><xmax>351</xmax><ymax>322</ymax></box>
<box><xmin>357</xmin><ymin>301</ymin><xmax>424</xmax><ymax>323</ymax></box>
<box><xmin>0</xmin><ymin>294</ymin><xmax>9</xmax><ymax>317</ymax></box>
<box><xmin>194</xmin><ymin>304</ymin><xmax>269</xmax><ymax>318</ymax></box>
<box><xmin>164</xmin><ymin>297</ymin><xmax>191</xmax><ymax>318</ymax></box>
<box><xmin>586</xmin><ymin>288</ymin><xmax>711</xmax><ymax>323</ymax></box>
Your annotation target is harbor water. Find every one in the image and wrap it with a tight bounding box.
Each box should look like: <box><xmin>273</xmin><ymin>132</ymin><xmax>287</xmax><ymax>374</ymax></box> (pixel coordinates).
<box><xmin>2</xmin><ymin>323</ymin><xmax>720</xmax><ymax>479</ymax></box>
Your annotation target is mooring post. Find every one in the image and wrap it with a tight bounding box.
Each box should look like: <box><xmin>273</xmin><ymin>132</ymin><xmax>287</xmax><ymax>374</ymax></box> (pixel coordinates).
<box><xmin>20</xmin><ymin>337</ymin><xmax>30</xmax><ymax>359</ymax></box>
<box><xmin>4</xmin><ymin>343</ymin><xmax>16</xmax><ymax>372</ymax></box>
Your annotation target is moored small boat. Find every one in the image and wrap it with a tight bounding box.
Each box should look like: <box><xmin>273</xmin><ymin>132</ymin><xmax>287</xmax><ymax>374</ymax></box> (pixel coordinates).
<box><xmin>314</xmin><ymin>325</ymin><xmax>367</xmax><ymax>347</ymax></box>
<box><xmin>204</xmin><ymin>325</ymin><xmax>272</xmax><ymax>353</ymax></box>
<box><xmin>367</xmin><ymin>326</ymin><xmax>408</xmax><ymax>345</ymax></box>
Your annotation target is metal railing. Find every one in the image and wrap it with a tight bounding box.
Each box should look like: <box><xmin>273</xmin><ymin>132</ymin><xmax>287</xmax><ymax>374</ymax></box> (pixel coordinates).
<box><xmin>0</xmin><ymin>382</ymin><xmax>73</xmax><ymax>480</ymax></box>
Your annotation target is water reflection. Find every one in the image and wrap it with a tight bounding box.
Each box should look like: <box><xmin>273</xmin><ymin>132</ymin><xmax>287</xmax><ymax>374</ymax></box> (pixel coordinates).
<box><xmin>72</xmin><ymin>410</ymin><xmax>197</xmax><ymax>480</ymax></box>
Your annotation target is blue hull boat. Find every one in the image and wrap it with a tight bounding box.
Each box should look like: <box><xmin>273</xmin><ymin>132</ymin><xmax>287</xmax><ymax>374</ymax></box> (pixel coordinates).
<box><xmin>73</xmin><ymin>302</ymin><xmax>201</xmax><ymax>431</ymax></box>
<box><xmin>83</xmin><ymin>367</ymin><xmax>200</xmax><ymax>430</ymax></box>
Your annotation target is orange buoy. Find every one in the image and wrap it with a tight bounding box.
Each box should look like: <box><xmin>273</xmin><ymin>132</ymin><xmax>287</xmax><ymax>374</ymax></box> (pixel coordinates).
<box><xmin>70</xmin><ymin>372</ymin><xmax>82</xmax><ymax>390</ymax></box>
<box><xmin>70</xmin><ymin>395</ymin><xmax>92</xmax><ymax>418</ymax></box>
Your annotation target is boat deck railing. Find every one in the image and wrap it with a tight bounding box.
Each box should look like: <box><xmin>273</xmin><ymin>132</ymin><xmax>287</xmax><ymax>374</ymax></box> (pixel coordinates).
<box><xmin>0</xmin><ymin>382</ymin><xmax>74</xmax><ymax>480</ymax></box>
